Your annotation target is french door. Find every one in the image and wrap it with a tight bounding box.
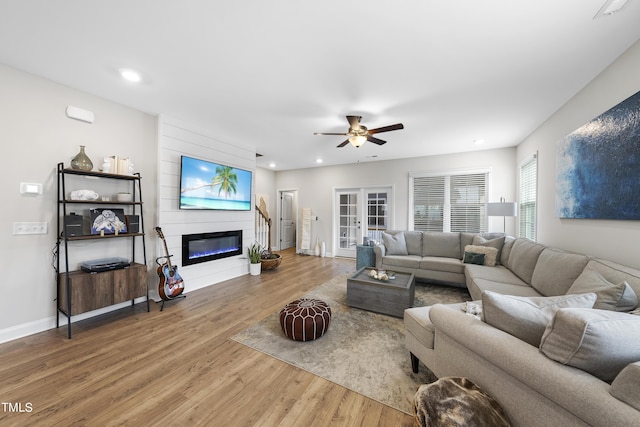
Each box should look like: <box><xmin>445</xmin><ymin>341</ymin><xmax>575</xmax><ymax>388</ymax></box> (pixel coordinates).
<box><xmin>334</xmin><ymin>187</ymin><xmax>392</xmax><ymax>258</ymax></box>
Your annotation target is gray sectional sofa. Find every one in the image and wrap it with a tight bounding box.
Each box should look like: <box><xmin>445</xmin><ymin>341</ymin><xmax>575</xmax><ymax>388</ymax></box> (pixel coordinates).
<box><xmin>374</xmin><ymin>231</ymin><xmax>640</xmax><ymax>427</ymax></box>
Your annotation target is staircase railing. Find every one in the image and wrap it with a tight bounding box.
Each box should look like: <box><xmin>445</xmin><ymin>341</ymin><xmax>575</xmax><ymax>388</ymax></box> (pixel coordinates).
<box><xmin>255</xmin><ymin>204</ymin><xmax>272</xmax><ymax>253</ymax></box>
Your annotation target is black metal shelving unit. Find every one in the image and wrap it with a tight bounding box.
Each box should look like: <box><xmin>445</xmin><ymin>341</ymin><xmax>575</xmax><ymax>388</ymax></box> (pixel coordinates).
<box><xmin>56</xmin><ymin>162</ymin><xmax>149</xmax><ymax>338</ymax></box>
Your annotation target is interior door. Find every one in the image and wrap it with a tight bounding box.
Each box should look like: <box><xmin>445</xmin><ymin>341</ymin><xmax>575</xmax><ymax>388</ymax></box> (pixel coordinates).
<box><xmin>280</xmin><ymin>192</ymin><xmax>294</xmax><ymax>250</ymax></box>
<box><xmin>335</xmin><ymin>191</ymin><xmax>361</xmax><ymax>258</ymax></box>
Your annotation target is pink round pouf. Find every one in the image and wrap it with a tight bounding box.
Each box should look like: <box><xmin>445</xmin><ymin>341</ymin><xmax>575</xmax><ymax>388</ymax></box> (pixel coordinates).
<box><xmin>279</xmin><ymin>298</ymin><xmax>332</xmax><ymax>341</ymax></box>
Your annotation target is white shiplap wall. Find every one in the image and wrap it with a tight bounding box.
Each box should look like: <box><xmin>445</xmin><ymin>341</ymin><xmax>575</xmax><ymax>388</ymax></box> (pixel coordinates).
<box><xmin>157</xmin><ymin>115</ymin><xmax>256</xmax><ymax>295</ymax></box>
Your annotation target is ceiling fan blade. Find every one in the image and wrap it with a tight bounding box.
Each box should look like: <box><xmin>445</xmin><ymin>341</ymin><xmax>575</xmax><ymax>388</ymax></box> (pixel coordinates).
<box><xmin>368</xmin><ymin>123</ymin><xmax>404</xmax><ymax>134</ymax></box>
<box><xmin>337</xmin><ymin>139</ymin><xmax>350</xmax><ymax>148</ymax></box>
<box><xmin>346</xmin><ymin>115</ymin><xmax>362</xmax><ymax>129</ymax></box>
<box><xmin>367</xmin><ymin>135</ymin><xmax>387</xmax><ymax>145</ymax></box>
<box><xmin>314</xmin><ymin>132</ymin><xmax>348</xmax><ymax>136</ymax></box>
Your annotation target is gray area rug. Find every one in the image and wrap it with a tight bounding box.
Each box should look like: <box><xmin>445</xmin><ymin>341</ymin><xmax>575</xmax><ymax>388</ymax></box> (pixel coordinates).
<box><xmin>232</xmin><ymin>274</ymin><xmax>471</xmax><ymax>415</ymax></box>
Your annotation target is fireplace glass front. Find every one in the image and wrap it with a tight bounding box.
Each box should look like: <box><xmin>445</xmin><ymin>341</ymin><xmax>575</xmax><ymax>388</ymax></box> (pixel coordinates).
<box><xmin>182</xmin><ymin>230</ymin><xmax>243</xmax><ymax>266</ymax></box>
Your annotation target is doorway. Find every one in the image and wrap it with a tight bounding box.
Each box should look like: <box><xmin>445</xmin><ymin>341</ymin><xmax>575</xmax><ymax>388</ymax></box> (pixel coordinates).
<box><xmin>278</xmin><ymin>190</ymin><xmax>297</xmax><ymax>251</ymax></box>
<box><xmin>334</xmin><ymin>186</ymin><xmax>393</xmax><ymax>258</ymax></box>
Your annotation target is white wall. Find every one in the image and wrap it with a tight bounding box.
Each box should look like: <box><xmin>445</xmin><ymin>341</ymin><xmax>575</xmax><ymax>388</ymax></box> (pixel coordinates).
<box><xmin>0</xmin><ymin>64</ymin><xmax>157</xmax><ymax>342</ymax></box>
<box><xmin>517</xmin><ymin>39</ymin><xmax>640</xmax><ymax>269</ymax></box>
<box><xmin>156</xmin><ymin>116</ymin><xmax>256</xmax><ymax>293</ymax></box>
<box><xmin>275</xmin><ymin>147</ymin><xmax>516</xmax><ymax>255</ymax></box>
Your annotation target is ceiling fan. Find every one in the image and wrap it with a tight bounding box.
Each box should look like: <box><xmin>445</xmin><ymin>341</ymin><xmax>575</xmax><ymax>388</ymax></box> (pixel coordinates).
<box><xmin>314</xmin><ymin>115</ymin><xmax>404</xmax><ymax>148</ymax></box>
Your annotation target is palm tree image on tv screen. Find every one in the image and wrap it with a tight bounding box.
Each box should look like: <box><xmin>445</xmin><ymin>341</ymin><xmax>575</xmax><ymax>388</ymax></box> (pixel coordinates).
<box><xmin>179</xmin><ymin>155</ymin><xmax>252</xmax><ymax>211</ymax></box>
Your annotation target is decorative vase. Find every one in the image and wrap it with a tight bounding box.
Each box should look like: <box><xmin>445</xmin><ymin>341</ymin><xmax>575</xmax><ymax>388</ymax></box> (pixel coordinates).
<box><xmin>70</xmin><ymin>145</ymin><xmax>93</xmax><ymax>171</ymax></box>
<box><xmin>315</xmin><ymin>238</ymin><xmax>321</xmax><ymax>256</ymax></box>
<box><xmin>249</xmin><ymin>262</ymin><xmax>261</xmax><ymax>276</ymax></box>
<box><xmin>321</xmin><ymin>241</ymin><xmax>326</xmax><ymax>257</ymax></box>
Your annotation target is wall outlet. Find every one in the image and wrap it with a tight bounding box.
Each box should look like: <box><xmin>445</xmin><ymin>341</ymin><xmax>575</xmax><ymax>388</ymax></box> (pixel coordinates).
<box><xmin>13</xmin><ymin>222</ymin><xmax>48</xmax><ymax>235</ymax></box>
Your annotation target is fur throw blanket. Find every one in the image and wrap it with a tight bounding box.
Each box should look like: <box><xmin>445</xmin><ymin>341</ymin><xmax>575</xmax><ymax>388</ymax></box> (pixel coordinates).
<box><xmin>414</xmin><ymin>377</ymin><xmax>510</xmax><ymax>427</ymax></box>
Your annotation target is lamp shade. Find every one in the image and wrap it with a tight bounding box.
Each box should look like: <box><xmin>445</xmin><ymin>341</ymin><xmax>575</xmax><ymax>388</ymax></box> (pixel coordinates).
<box><xmin>349</xmin><ymin>135</ymin><xmax>367</xmax><ymax>147</ymax></box>
<box><xmin>487</xmin><ymin>202</ymin><xmax>517</xmax><ymax>217</ymax></box>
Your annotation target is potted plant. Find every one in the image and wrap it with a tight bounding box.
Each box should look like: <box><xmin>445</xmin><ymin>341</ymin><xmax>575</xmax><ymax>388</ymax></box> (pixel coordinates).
<box><xmin>248</xmin><ymin>242</ymin><xmax>262</xmax><ymax>275</ymax></box>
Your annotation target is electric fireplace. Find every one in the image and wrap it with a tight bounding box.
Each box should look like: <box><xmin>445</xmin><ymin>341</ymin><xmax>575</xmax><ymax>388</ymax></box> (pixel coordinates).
<box><xmin>182</xmin><ymin>230</ymin><xmax>243</xmax><ymax>266</ymax></box>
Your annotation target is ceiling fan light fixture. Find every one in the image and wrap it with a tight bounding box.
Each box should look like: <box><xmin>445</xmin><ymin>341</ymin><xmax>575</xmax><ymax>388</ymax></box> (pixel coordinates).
<box><xmin>349</xmin><ymin>135</ymin><xmax>367</xmax><ymax>147</ymax></box>
<box><xmin>594</xmin><ymin>0</ymin><xmax>629</xmax><ymax>18</ymax></box>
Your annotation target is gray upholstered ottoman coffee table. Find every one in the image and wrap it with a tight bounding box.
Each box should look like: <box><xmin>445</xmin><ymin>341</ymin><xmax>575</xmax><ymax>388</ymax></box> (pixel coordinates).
<box><xmin>347</xmin><ymin>267</ymin><xmax>415</xmax><ymax>317</ymax></box>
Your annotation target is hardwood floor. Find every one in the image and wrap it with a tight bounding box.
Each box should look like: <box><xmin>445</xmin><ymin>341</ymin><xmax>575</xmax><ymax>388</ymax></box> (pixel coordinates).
<box><xmin>0</xmin><ymin>249</ymin><xmax>415</xmax><ymax>426</ymax></box>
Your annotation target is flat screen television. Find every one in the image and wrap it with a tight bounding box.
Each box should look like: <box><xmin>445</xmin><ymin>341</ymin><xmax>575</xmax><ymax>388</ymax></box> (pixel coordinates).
<box><xmin>179</xmin><ymin>155</ymin><xmax>252</xmax><ymax>211</ymax></box>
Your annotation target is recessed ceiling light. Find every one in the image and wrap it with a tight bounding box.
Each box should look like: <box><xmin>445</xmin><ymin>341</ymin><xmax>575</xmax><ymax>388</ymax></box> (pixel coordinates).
<box><xmin>119</xmin><ymin>68</ymin><xmax>142</xmax><ymax>83</ymax></box>
<box><xmin>474</xmin><ymin>139</ymin><xmax>486</xmax><ymax>145</ymax></box>
<box><xmin>316</xmin><ymin>158</ymin><xmax>323</xmax><ymax>164</ymax></box>
<box><xmin>269</xmin><ymin>162</ymin><xmax>276</xmax><ymax>168</ymax></box>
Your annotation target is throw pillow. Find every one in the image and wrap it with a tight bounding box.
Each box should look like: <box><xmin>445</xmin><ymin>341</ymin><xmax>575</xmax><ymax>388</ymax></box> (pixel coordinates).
<box><xmin>472</xmin><ymin>235</ymin><xmax>505</xmax><ymax>265</ymax></box>
<box><xmin>481</xmin><ymin>291</ymin><xmax>597</xmax><ymax>347</ymax></box>
<box><xmin>463</xmin><ymin>252</ymin><xmax>485</xmax><ymax>265</ymax></box>
<box><xmin>382</xmin><ymin>232</ymin><xmax>408</xmax><ymax>256</ymax></box>
<box><xmin>610</xmin><ymin>362</ymin><xmax>640</xmax><ymax>411</ymax></box>
<box><xmin>464</xmin><ymin>245</ymin><xmax>498</xmax><ymax>266</ymax></box>
<box><xmin>540</xmin><ymin>308</ymin><xmax>640</xmax><ymax>382</ymax></box>
<box><xmin>567</xmin><ymin>270</ymin><xmax>638</xmax><ymax>312</ymax></box>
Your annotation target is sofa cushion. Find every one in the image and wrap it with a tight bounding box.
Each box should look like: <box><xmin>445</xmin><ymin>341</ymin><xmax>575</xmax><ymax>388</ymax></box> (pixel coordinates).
<box><xmin>530</xmin><ymin>248</ymin><xmax>590</xmax><ymax>297</ymax></box>
<box><xmin>405</xmin><ymin>306</ymin><xmax>436</xmax><ymax>350</ymax></box>
<box><xmin>423</xmin><ymin>232</ymin><xmax>460</xmax><ymax>258</ymax></box>
<box><xmin>469</xmin><ymin>278</ymin><xmax>543</xmax><ymax>300</ymax></box>
<box><xmin>500</xmin><ymin>236</ymin><xmax>515</xmax><ymax>266</ymax></box>
<box><xmin>465</xmin><ymin>264</ymin><xmax>529</xmax><ymax>286</ymax></box>
<box><xmin>465</xmin><ymin>264</ymin><xmax>536</xmax><ymax>300</ymax></box>
<box><xmin>481</xmin><ymin>291</ymin><xmax>597</xmax><ymax>347</ymax></box>
<box><xmin>472</xmin><ymin>235</ymin><xmax>505</xmax><ymax>265</ymax></box>
<box><xmin>460</xmin><ymin>233</ymin><xmax>477</xmax><ymax>258</ymax></box>
<box><xmin>567</xmin><ymin>270</ymin><xmax>638</xmax><ymax>311</ymax></box>
<box><xmin>540</xmin><ymin>308</ymin><xmax>640</xmax><ymax>382</ymax></box>
<box><xmin>610</xmin><ymin>362</ymin><xmax>640</xmax><ymax>411</ymax></box>
<box><xmin>420</xmin><ymin>256</ymin><xmax>465</xmax><ymax>274</ymax></box>
<box><xmin>507</xmin><ymin>239</ymin><xmax>546</xmax><ymax>285</ymax></box>
<box><xmin>382</xmin><ymin>232</ymin><xmax>408</xmax><ymax>255</ymax></box>
<box><xmin>382</xmin><ymin>254</ymin><xmax>421</xmax><ymax>269</ymax></box>
<box><xmin>464</xmin><ymin>245</ymin><xmax>498</xmax><ymax>267</ymax></box>
<box><xmin>404</xmin><ymin>231</ymin><xmax>423</xmax><ymax>256</ymax></box>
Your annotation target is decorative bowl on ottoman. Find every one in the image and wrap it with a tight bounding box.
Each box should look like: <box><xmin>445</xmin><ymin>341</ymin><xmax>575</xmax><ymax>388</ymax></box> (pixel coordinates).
<box><xmin>279</xmin><ymin>298</ymin><xmax>331</xmax><ymax>341</ymax></box>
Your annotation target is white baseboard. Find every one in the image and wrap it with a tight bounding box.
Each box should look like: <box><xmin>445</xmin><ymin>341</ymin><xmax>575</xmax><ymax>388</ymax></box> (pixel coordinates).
<box><xmin>0</xmin><ymin>296</ymin><xmax>147</xmax><ymax>344</ymax></box>
<box><xmin>0</xmin><ymin>317</ymin><xmax>56</xmax><ymax>344</ymax></box>
<box><xmin>1</xmin><ymin>269</ymin><xmax>249</xmax><ymax>344</ymax></box>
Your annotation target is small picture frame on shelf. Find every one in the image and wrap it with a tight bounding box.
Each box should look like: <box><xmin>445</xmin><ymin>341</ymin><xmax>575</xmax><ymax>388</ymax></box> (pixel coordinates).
<box><xmin>89</xmin><ymin>208</ymin><xmax>128</xmax><ymax>235</ymax></box>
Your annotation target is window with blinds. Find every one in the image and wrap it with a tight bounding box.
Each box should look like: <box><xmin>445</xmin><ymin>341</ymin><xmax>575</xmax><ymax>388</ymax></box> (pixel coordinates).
<box><xmin>411</xmin><ymin>172</ymin><xmax>488</xmax><ymax>233</ymax></box>
<box><xmin>519</xmin><ymin>154</ymin><xmax>537</xmax><ymax>240</ymax></box>
<box><xmin>413</xmin><ymin>176</ymin><xmax>445</xmax><ymax>232</ymax></box>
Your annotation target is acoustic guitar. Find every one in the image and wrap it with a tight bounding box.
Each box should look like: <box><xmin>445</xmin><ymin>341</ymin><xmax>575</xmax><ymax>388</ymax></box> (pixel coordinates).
<box><xmin>155</xmin><ymin>227</ymin><xmax>185</xmax><ymax>300</ymax></box>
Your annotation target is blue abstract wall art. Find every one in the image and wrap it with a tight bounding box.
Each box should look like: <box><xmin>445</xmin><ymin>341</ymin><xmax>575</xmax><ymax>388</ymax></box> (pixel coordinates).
<box><xmin>556</xmin><ymin>90</ymin><xmax>640</xmax><ymax>220</ymax></box>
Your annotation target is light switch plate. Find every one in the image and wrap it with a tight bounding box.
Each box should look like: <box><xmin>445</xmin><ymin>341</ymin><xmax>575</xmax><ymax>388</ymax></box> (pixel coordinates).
<box><xmin>20</xmin><ymin>182</ymin><xmax>43</xmax><ymax>196</ymax></box>
<box><xmin>13</xmin><ymin>222</ymin><xmax>48</xmax><ymax>235</ymax></box>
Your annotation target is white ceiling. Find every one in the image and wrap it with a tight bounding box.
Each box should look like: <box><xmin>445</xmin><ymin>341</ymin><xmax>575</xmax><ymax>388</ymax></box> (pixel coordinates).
<box><xmin>1</xmin><ymin>1</ymin><xmax>640</xmax><ymax>170</ymax></box>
